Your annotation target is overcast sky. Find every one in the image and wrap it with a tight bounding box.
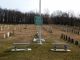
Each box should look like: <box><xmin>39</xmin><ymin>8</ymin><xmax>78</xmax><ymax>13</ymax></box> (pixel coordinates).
<box><xmin>0</xmin><ymin>0</ymin><xmax>80</xmax><ymax>16</ymax></box>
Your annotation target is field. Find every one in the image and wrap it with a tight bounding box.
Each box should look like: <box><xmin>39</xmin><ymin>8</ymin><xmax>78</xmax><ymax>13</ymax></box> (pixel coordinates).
<box><xmin>0</xmin><ymin>24</ymin><xmax>80</xmax><ymax>60</ymax></box>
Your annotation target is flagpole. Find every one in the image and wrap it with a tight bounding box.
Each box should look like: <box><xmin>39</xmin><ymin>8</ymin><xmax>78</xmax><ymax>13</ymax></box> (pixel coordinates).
<box><xmin>39</xmin><ymin>0</ymin><xmax>41</xmax><ymax>16</ymax></box>
<box><xmin>39</xmin><ymin>0</ymin><xmax>42</xmax><ymax>44</ymax></box>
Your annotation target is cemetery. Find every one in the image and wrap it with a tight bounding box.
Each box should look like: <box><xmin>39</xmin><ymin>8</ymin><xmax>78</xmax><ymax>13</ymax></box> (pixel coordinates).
<box><xmin>0</xmin><ymin>10</ymin><xmax>80</xmax><ymax>59</ymax></box>
<box><xmin>50</xmin><ymin>41</ymin><xmax>71</xmax><ymax>52</ymax></box>
<box><xmin>0</xmin><ymin>0</ymin><xmax>80</xmax><ymax>60</ymax></box>
<box><xmin>0</xmin><ymin>24</ymin><xmax>80</xmax><ymax>60</ymax></box>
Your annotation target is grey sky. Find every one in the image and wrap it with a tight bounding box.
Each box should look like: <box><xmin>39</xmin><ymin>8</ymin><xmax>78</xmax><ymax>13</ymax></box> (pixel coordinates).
<box><xmin>0</xmin><ymin>0</ymin><xmax>80</xmax><ymax>16</ymax></box>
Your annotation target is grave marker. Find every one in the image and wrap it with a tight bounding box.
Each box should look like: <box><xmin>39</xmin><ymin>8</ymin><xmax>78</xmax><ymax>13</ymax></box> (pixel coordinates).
<box><xmin>11</xmin><ymin>43</ymin><xmax>32</xmax><ymax>51</ymax></box>
<box><xmin>7</xmin><ymin>32</ymin><xmax>11</xmax><ymax>38</ymax></box>
<box><xmin>4</xmin><ymin>34</ymin><xmax>6</xmax><ymax>38</ymax></box>
<box><xmin>51</xmin><ymin>43</ymin><xmax>71</xmax><ymax>52</ymax></box>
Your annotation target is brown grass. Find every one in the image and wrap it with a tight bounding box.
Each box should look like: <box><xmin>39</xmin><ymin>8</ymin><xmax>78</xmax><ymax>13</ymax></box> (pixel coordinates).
<box><xmin>0</xmin><ymin>24</ymin><xmax>80</xmax><ymax>60</ymax></box>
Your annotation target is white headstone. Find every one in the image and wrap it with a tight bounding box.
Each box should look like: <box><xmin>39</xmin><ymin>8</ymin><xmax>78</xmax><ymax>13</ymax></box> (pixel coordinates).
<box><xmin>4</xmin><ymin>34</ymin><xmax>6</xmax><ymax>38</ymax></box>
<box><xmin>7</xmin><ymin>32</ymin><xmax>10</xmax><ymax>38</ymax></box>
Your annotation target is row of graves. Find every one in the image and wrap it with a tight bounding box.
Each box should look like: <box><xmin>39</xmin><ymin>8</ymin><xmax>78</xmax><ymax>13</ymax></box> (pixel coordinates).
<box><xmin>0</xmin><ymin>24</ymin><xmax>33</xmax><ymax>39</ymax></box>
<box><xmin>61</xmin><ymin>33</ymin><xmax>80</xmax><ymax>47</ymax></box>
<box><xmin>54</xmin><ymin>25</ymin><xmax>80</xmax><ymax>48</ymax></box>
<box><xmin>10</xmin><ymin>30</ymin><xmax>71</xmax><ymax>52</ymax></box>
<box><xmin>0</xmin><ymin>31</ymin><xmax>12</xmax><ymax>39</ymax></box>
<box><xmin>0</xmin><ymin>25</ymin><xmax>14</xmax><ymax>39</ymax></box>
<box><xmin>50</xmin><ymin>40</ymin><xmax>71</xmax><ymax>52</ymax></box>
<box><xmin>0</xmin><ymin>24</ymin><xmax>34</xmax><ymax>51</ymax></box>
<box><xmin>2</xmin><ymin>33</ymin><xmax>71</xmax><ymax>52</ymax></box>
<box><xmin>60</xmin><ymin>25</ymin><xmax>80</xmax><ymax>35</ymax></box>
<box><xmin>10</xmin><ymin>33</ymin><xmax>71</xmax><ymax>52</ymax></box>
<box><xmin>64</xmin><ymin>28</ymin><xmax>80</xmax><ymax>35</ymax></box>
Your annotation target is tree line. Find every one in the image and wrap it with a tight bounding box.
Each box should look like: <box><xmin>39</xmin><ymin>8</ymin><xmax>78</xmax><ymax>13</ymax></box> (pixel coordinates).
<box><xmin>0</xmin><ymin>8</ymin><xmax>80</xmax><ymax>27</ymax></box>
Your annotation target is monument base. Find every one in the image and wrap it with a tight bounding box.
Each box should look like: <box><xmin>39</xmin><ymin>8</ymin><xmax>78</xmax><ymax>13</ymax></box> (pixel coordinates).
<box><xmin>10</xmin><ymin>43</ymin><xmax>31</xmax><ymax>51</ymax></box>
<box><xmin>11</xmin><ymin>48</ymin><xmax>32</xmax><ymax>51</ymax></box>
<box><xmin>33</xmin><ymin>38</ymin><xmax>45</xmax><ymax>44</ymax></box>
<box><xmin>50</xmin><ymin>49</ymin><xmax>71</xmax><ymax>52</ymax></box>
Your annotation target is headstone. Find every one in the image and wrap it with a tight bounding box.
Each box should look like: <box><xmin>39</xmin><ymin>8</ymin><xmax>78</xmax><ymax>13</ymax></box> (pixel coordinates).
<box><xmin>4</xmin><ymin>34</ymin><xmax>6</xmax><ymax>38</ymax></box>
<box><xmin>67</xmin><ymin>37</ymin><xmax>70</xmax><ymax>42</ymax></box>
<box><xmin>65</xmin><ymin>35</ymin><xmax>67</xmax><ymax>40</ymax></box>
<box><xmin>11</xmin><ymin>43</ymin><xmax>32</xmax><ymax>51</ymax></box>
<box><xmin>70</xmin><ymin>39</ymin><xmax>74</xmax><ymax>43</ymax></box>
<box><xmin>7</xmin><ymin>32</ymin><xmax>11</xmax><ymax>38</ymax></box>
<box><xmin>51</xmin><ymin>43</ymin><xmax>71</xmax><ymax>52</ymax></box>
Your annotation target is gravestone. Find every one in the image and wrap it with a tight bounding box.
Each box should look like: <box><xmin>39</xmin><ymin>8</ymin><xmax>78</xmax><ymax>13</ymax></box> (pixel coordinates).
<box><xmin>50</xmin><ymin>43</ymin><xmax>71</xmax><ymax>52</ymax></box>
<box><xmin>70</xmin><ymin>39</ymin><xmax>74</xmax><ymax>43</ymax></box>
<box><xmin>11</xmin><ymin>43</ymin><xmax>32</xmax><ymax>51</ymax></box>
<box><xmin>67</xmin><ymin>37</ymin><xmax>70</xmax><ymax>42</ymax></box>
<box><xmin>4</xmin><ymin>34</ymin><xmax>7</xmax><ymax>38</ymax></box>
<box><xmin>7</xmin><ymin>32</ymin><xmax>11</xmax><ymax>38</ymax></box>
<box><xmin>65</xmin><ymin>35</ymin><xmax>68</xmax><ymax>40</ymax></box>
